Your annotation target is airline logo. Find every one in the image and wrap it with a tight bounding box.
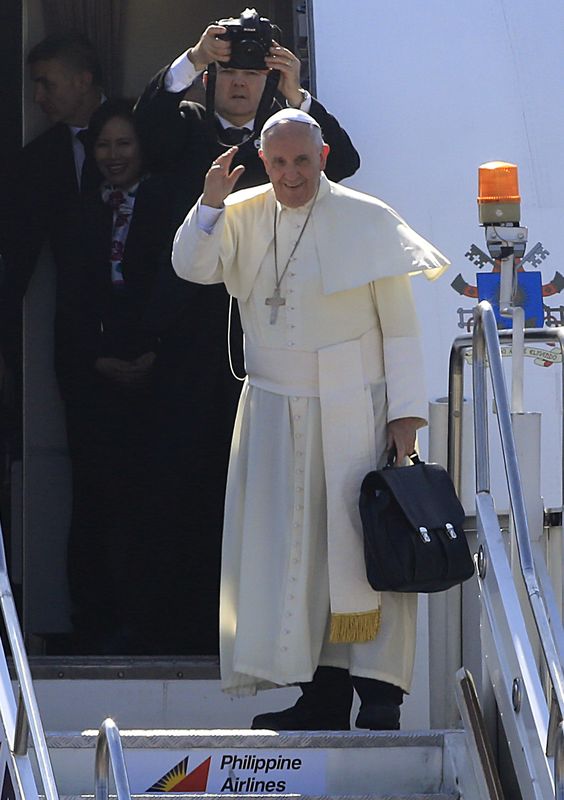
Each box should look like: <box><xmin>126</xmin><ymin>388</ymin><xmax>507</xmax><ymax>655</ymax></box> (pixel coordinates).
<box><xmin>143</xmin><ymin>749</ymin><xmax>326</xmax><ymax>794</ymax></box>
<box><xmin>147</xmin><ymin>756</ymin><xmax>211</xmax><ymax>792</ymax></box>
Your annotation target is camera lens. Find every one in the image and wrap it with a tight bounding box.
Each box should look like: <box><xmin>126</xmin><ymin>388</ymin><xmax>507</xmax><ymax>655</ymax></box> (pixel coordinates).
<box><xmin>240</xmin><ymin>39</ymin><xmax>262</xmax><ymax>56</ymax></box>
<box><xmin>234</xmin><ymin>38</ymin><xmax>265</xmax><ymax>68</ymax></box>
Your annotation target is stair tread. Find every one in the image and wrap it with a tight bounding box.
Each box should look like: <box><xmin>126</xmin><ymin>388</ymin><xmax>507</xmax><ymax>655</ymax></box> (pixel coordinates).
<box><xmin>59</xmin><ymin>795</ymin><xmax>460</xmax><ymax>799</ymax></box>
<box><xmin>44</xmin><ymin>730</ymin><xmax>466</xmax><ymax>799</ymax></box>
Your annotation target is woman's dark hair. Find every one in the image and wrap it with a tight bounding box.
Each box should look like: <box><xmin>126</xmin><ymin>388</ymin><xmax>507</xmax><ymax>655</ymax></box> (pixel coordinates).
<box><xmin>87</xmin><ymin>99</ymin><xmax>149</xmax><ymax>172</ymax></box>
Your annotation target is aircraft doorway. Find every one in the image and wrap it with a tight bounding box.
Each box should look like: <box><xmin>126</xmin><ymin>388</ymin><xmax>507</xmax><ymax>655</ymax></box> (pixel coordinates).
<box><xmin>10</xmin><ymin>0</ymin><xmax>313</xmax><ymax>657</ymax></box>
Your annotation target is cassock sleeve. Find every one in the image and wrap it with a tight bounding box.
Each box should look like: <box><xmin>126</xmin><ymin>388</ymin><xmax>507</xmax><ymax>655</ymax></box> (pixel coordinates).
<box><xmin>371</xmin><ymin>274</ymin><xmax>428</xmax><ymax>426</ymax></box>
<box><xmin>172</xmin><ymin>201</ymin><xmax>236</xmax><ymax>286</ymax></box>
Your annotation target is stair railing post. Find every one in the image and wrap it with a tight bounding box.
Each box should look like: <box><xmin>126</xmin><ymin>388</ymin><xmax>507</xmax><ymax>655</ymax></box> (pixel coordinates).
<box><xmin>13</xmin><ymin>689</ymin><xmax>29</xmax><ymax>757</ymax></box>
<box><xmin>555</xmin><ymin>721</ymin><xmax>564</xmax><ymax>800</ymax></box>
<box><xmin>95</xmin><ymin>718</ymin><xmax>131</xmax><ymax>800</ymax></box>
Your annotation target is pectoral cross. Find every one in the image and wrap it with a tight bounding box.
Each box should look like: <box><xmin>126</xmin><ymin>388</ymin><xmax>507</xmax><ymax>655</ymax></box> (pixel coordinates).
<box><xmin>265</xmin><ymin>286</ymin><xmax>286</xmax><ymax>324</ymax></box>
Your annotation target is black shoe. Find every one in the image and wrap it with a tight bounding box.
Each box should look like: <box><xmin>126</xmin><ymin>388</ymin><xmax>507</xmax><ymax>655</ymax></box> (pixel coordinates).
<box><xmin>355</xmin><ymin>702</ymin><xmax>400</xmax><ymax>730</ymax></box>
<box><xmin>252</xmin><ymin>698</ymin><xmax>350</xmax><ymax>731</ymax></box>
<box><xmin>351</xmin><ymin>676</ymin><xmax>403</xmax><ymax>730</ymax></box>
<box><xmin>252</xmin><ymin>666</ymin><xmax>353</xmax><ymax>731</ymax></box>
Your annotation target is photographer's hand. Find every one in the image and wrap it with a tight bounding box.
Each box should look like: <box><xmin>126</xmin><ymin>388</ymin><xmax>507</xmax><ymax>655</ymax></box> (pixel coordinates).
<box><xmin>202</xmin><ymin>147</ymin><xmax>245</xmax><ymax>208</ymax></box>
<box><xmin>189</xmin><ymin>24</ymin><xmax>230</xmax><ymax>71</ymax></box>
<box><xmin>265</xmin><ymin>42</ymin><xmax>303</xmax><ymax>107</ymax></box>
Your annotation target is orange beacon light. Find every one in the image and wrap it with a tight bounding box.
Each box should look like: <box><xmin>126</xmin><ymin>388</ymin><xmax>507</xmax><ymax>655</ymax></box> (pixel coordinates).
<box><xmin>477</xmin><ymin>161</ymin><xmax>521</xmax><ymax>225</ymax></box>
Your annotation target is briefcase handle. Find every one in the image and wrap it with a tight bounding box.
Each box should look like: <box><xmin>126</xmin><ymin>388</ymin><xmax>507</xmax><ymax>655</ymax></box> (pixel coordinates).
<box><xmin>386</xmin><ymin>447</ymin><xmax>422</xmax><ymax>468</ymax></box>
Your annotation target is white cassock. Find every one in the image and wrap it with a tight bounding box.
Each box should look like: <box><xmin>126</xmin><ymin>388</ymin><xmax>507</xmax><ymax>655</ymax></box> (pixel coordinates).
<box><xmin>173</xmin><ymin>174</ymin><xmax>450</xmax><ymax>696</ymax></box>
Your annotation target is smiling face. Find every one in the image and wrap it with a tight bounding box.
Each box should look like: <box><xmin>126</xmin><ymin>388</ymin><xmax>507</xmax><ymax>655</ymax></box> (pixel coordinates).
<box><xmin>94</xmin><ymin>116</ymin><xmax>143</xmax><ymax>190</ymax></box>
<box><xmin>30</xmin><ymin>57</ymin><xmax>92</xmax><ymax>125</ymax></box>
<box><xmin>211</xmin><ymin>66</ymin><xmax>268</xmax><ymax>126</ymax></box>
<box><xmin>259</xmin><ymin>121</ymin><xmax>330</xmax><ymax>208</ymax></box>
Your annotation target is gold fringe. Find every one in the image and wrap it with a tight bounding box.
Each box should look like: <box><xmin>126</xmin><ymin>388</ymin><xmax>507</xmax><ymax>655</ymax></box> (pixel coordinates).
<box><xmin>329</xmin><ymin>609</ymin><xmax>381</xmax><ymax>644</ymax></box>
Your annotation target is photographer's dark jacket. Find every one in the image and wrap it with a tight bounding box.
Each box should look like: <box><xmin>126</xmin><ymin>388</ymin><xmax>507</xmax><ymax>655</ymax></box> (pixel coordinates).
<box><xmin>134</xmin><ymin>64</ymin><xmax>361</xmax><ymax>215</ymax></box>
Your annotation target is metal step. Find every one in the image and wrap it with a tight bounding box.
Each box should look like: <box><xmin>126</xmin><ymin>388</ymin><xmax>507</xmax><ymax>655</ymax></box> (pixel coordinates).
<box><xmin>22</xmin><ymin>657</ymin><xmax>426</xmax><ymax>732</ymax></box>
<box><xmin>59</xmin><ymin>794</ymin><xmax>460</xmax><ymax>799</ymax></box>
<box><xmin>39</xmin><ymin>730</ymin><xmax>470</xmax><ymax>798</ymax></box>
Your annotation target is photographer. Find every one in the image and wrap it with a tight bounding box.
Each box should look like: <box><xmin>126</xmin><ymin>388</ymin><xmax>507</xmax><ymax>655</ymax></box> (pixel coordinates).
<box><xmin>133</xmin><ymin>10</ymin><xmax>360</xmax><ymax>656</ymax></box>
<box><xmin>134</xmin><ymin>9</ymin><xmax>360</xmax><ymax>212</ymax></box>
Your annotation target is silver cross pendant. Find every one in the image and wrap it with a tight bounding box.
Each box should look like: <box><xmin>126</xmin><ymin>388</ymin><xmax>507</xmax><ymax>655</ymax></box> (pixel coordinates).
<box><xmin>265</xmin><ymin>286</ymin><xmax>286</xmax><ymax>324</ymax></box>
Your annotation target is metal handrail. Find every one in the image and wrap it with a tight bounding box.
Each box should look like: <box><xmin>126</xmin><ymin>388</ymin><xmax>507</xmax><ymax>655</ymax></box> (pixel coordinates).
<box><xmin>455</xmin><ymin>667</ymin><xmax>505</xmax><ymax>799</ymax></box>
<box><xmin>0</xmin><ymin>518</ymin><xmax>59</xmax><ymax>800</ymax></box>
<box><xmin>471</xmin><ymin>302</ymin><xmax>564</xmax><ymax>780</ymax></box>
<box><xmin>95</xmin><ymin>718</ymin><xmax>132</xmax><ymax>800</ymax></box>
<box><xmin>556</xmin><ymin>722</ymin><xmax>564</xmax><ymax>800</ymax></box>
<box><xmin>448</xmin><ymin>325</ymin><xmax>564</xmax><ymax>504</ymax></box>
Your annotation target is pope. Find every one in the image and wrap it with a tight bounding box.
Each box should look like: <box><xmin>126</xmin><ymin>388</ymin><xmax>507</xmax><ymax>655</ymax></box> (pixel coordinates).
<box><xmin>172</xmin><ymin>108</ymin><xmax>450</xmax><ymax>731</ymax></box>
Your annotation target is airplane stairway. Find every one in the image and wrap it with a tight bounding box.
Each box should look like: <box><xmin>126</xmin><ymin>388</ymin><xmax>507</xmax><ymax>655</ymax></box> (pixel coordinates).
<box><xmin>44</xmin><ymin>726</ymin><xmax>471</xmax><ymax>799</ymax></box>
<box><xmin>1</xmin><ymin>301</ymin><xmax>563</xmax><ymax>800</ymax></box>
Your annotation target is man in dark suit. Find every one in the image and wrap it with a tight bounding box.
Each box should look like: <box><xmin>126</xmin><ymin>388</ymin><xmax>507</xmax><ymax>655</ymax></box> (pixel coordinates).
<box><xmin>0</xmin><ymin>32</ymin><xmax>104</xmax><ymax>375</ymax></box>
<box><xmin>0</xmin><ymin>34</ymin><xmax>104</xmax><ymax>653</ymax></box>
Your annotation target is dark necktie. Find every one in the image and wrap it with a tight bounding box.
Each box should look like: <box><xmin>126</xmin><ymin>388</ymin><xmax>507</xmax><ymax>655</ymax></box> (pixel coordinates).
<box><xmin>76</xmin><ymin>128</ymin><xmax>100</xmax><ymax>194</ymax></box>
<box><xmin>221</xmin><ymin>126</ymin><xmax>251</xmax><ymax>145</ymax></box>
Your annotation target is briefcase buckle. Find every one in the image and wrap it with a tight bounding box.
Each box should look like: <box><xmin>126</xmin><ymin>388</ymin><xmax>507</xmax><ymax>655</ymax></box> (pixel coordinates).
<box><xmin>419</xmin><ymin>526</ymin><xmax>431</xmax><ymax>543</ymax></box>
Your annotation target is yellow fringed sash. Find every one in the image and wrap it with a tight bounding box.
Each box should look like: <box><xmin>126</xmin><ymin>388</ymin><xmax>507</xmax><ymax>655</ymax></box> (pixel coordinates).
<box><xmin>329</xmin><ymin>609</ymin><xmax>381</xmax><ymax>644</ymax></box>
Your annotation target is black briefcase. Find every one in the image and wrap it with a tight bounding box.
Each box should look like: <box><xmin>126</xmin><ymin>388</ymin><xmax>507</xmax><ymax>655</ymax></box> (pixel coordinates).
<box><xmin>359</xmin><ymin>453</ymin><xmax>474</xmax><ymax>593</ymax></box>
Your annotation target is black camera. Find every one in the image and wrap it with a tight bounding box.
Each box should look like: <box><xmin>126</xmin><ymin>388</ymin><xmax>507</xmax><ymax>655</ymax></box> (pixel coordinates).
<box><xmin>217</xmin><ymin>8</ymin><xmax>278</xmax><ymax>70</ymax></box>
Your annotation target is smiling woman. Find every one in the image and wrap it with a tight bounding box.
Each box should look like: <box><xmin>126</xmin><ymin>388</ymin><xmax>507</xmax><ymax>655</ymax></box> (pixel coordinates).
<box><xmin>89</xmin><ymin>99</ymin><xmax>145</xmax><ymax>189</ymax></box>
<box><xmin>54</xmin><ymin>98</ymin><xmax>179</xmax><ymax>653</ymax></box>
<box><xmin>93</xmin><ymin>115</ymin><xmax>143</xmax><ymax>190</ymax></box>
